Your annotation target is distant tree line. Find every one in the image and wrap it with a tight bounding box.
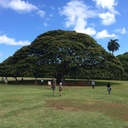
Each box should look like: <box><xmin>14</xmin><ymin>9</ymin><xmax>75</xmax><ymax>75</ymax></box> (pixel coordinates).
<box><xmin>116</xmin><ymin>52</ymin><xmax>128</xmax><ymax>79</ymax></box>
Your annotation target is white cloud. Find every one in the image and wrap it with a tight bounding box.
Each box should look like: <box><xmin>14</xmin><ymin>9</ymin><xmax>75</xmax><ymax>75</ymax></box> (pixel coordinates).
<box><xmin>43</xmin><ymin>22</ymin><xmax>48</xmax><ymax>27</ymax></box>
<box><xmin>37</xmin><ymin>10</ymin><xmax>45</xmax><ymax>18</ymax></box>
<box><xmin>0</xmin><ymin>0</ymin><xmax>45</xmax><ymax>18</ymax></box>
<box><xmin>60</xmin><ymin>0</ymin><xmax>97</xmax><ymax>34</ymax></box>
<box><xmin>0</xmin><ymin>35</ymin><xmax>31</xmax><ymax>45</ymax></box>
<box><xmin>84</xmin><ymin>27</ymin><xmax>97</xmax><ymax>36</ymax></box>
<box><xmin>114</xmin><ymin>28</ymin><xmax>127</xmax><ymax>34</ymax></box>
<box><xmin>93</xmin><ymin>0</ymin><xmax>119</xmax><ymax>26</ymax></box>
<box><xmin>0</xmin><ymin>0</ymin><xmax>37</xmax><ymax>12</ymax></box>
<box><xmin>76</xmin><ymin>27</ymin><xmax>96</xmax><ymax>36</ymax></box>
<box><xmin>60</xmin><ymin>0</ymin><xmax>120</xmax><ymax>38</ymax></box>
<box><xmin>93</xmin><ymin>0</ymin><xmax>118</xmax><ymax>14</ymax></box>
<box><xmin>95</xmin><ymin>29</ymin><xmax>117</xmax><ymax>39</ymax></box>
<box><xmin>99</xmin><ymin>12</ymin><xmax>116</xmax><ymax>25</ymax></box>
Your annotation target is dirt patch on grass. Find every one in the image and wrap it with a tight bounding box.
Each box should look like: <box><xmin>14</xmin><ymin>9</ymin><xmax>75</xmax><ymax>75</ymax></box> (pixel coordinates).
<box><xmin>46</xmin><ymin>99</ymin><xmax>128</xmax><ymax>121</ymax></box>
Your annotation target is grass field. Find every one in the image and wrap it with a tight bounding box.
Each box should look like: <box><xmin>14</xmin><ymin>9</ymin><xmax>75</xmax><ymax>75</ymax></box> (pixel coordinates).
<box><xmin>0</xmin><ymin>80</ymin><xmax>128</xmax><ymax>128</ymax></box>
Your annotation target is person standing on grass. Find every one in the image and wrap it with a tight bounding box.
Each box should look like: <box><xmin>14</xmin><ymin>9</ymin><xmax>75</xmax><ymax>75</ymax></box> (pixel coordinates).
<box><xmin>107</xmin><ymin>82</ymin><xmax>111</xmax><ymax>94</ymax></box>
<box><xmin>51</xmin><ymin>77</ymin><xmax>56</xmax><ymax>96</ymax></box>
<box><xmin>58</xmin><ymin>81</ymin><xmax>63</xmax><ymax>96</ymax></box>
<box><xmin>21</xmin><ymin>77</ymin><xmax>23</xmax><ymax>82</ymax></box>
<box><xmin>91</xmin><ymin>81</ymin><xmax>95</xmax><ymax>89</ymax></box>
<box><xmin>4</xmin><ymin>77</ymin><xmax>8</xmax><ymax>85</ymax></box>
<box><xmin>48</xmin><ymin>81</ymin><xmax>51</xmax><ymax>89</ymax></box>
<box><xmin>41</xmin><ymin>78</ymin><xmax>44</xmax><ymax>86</ymax></box>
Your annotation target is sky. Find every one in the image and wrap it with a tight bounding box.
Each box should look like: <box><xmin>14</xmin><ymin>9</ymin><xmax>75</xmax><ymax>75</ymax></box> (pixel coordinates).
<box><xmin>0</xmin><ymin>0</ymin><xmax>128</xmax><ymax>63</ymax></box>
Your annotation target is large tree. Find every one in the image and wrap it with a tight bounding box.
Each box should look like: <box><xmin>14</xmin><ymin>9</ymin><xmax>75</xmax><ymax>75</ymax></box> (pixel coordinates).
<box><xmin>0</xmin><ymin>30</ymin><xmax>124</xmax><ymax>79</ymax></box>
<box><xmin>107</xmin><ymin>39</ymin><xmax>120</xmax><ymax>55</ymax></box>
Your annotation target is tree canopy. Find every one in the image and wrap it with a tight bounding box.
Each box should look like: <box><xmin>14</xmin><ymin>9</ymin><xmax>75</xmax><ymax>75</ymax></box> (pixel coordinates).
<box><xmin>107</xmin><ymin>39</ymin><xmax>120</xmax><ymax>54</ymax></box>
<box><xmin>0</xmin><ymin>30</ymin><xmax>124</xmax><ymax>79</ymax></box>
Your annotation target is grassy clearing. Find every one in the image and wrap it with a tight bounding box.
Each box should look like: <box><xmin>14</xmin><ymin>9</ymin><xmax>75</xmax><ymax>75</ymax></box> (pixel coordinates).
<box><xmin>0</xmin><ymin>80</ymin><xmax>128</xmax><ymax>128</ymax></box>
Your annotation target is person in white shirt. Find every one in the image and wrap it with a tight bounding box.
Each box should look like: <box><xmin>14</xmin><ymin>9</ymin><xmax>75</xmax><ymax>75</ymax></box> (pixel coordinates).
<box><xmin>91</xmin><ymin>81</ymin><xmax>95</xmax><ymax>89</ymax></box>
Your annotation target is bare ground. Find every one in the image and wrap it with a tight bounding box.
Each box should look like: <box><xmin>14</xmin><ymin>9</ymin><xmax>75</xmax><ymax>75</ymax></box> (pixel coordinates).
<box><xmin>46</xmin><ymin>99</ymin><xmax>128</xmax><ymax>121</ymax></box>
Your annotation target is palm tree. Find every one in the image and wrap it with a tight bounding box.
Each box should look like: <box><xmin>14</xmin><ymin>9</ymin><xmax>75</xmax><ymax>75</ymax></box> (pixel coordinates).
<box><xmin>107</xmin><ymin>39</ymin><xmax>120</xmax><ymax>55</ymax></box>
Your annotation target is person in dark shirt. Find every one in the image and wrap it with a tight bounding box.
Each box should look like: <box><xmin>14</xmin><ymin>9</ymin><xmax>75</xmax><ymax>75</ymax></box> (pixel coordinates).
<box><xmin>107</xmin><ymin>82</ymin><xmax>111</xmax><ymax>94</ymax></box>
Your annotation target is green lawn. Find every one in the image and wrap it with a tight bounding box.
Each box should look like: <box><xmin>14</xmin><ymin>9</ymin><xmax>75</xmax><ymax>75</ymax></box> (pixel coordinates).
<box><xmin>0</xmin><ymin>80</ymin><xmax>128</xmax><ymax>128</ymax></box>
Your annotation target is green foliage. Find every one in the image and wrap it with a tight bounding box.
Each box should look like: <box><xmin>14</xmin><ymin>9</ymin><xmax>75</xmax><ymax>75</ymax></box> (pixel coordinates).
<box><xmin>117</xmin><ymin>52</ymin><xmax>128</xmax><ymax>79</ymax></box>
<box><xmin>0</xmin><ymin>30</ymin><xmax>124</xmax><ymax>79</ymax></box>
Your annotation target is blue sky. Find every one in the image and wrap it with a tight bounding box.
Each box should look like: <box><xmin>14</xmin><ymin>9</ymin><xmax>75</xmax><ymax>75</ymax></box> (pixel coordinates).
<box><xmin>0</xmin><ymin>0</ymin><xmax>127</xmax><ymax>63</ymax></box>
